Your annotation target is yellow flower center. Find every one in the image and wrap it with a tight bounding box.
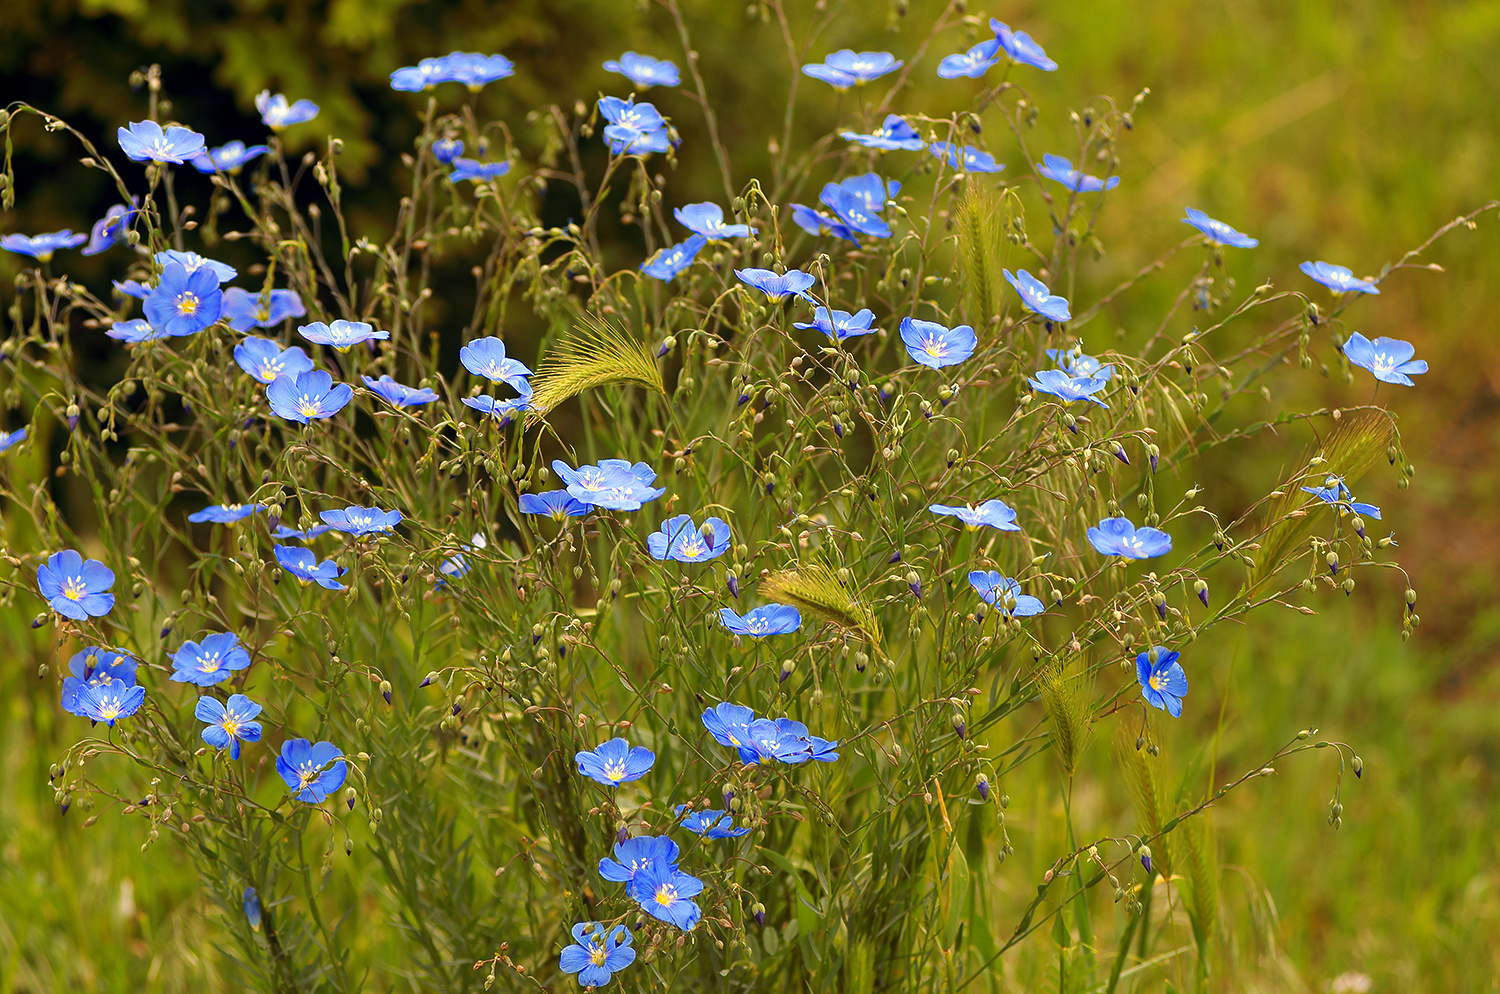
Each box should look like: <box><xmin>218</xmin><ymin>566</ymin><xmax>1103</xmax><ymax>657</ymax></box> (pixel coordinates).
<box><xmin>98</xmin><ymin>697</ymin><xmax>123</xmax><ymax>721</ymax></box>
<box><xmin>200</xmin><ymin>653</ymin><xmax>222</xmax><ymax>674</ymax></box>
<box><xmin>589</xmin><ymin>946</ymin><xmax>608</xmax><ymax>966</ymax></box>
<box><xmin>603</xmin><ymin>759</ymin><xmax>627</xmax><ymax>782</ymax></box>
<box><xmin>177</xmin><ymin>292</ymin><xmax>199</xmax><ymax>317</ymax></box>
<box><xmin>923</xmin><ymin>337</ymin><xmax>946</xmax><ymax>358</ymax></box>
<box><xmin>298</xmin><ymin>764</ymin><xmax>319</xmax><ymax>790</ymax></box>
<box><xmin>221</xmin><ymin>717</ymin><xmax>240</xmax><ymax>736</ymax></box>
<box><xmin>255</xmin><ymin>307</ymin><xmax>270</xmax><ymax>321</ymax></box>
<box><xmin>1149</xmin><ymin>672</ymin><xmax>1166</xmax><ymax>691</ymax></box>
<box><xmin>297</xmin><ymin>397</ymin><xmax>322</xmax><ymax>418</ymax></box>
<box><xmin>654</xmin><ymin>884</ymin><xmax>679</xmax><ymax>908</ymax></box>
<box><xmin>63</xmin><ymin>577</ymin><xmax>87</xmax><ymax>601</ymax></box>
<box><xmin>679</xmin><ymin>536</ymin><xmax>706</xmax><ymax>558</ymax></box>
<box><xmin>257</xmin><ymin>360</ymin><xmax>284</xmax><ymax>381</ymax></box>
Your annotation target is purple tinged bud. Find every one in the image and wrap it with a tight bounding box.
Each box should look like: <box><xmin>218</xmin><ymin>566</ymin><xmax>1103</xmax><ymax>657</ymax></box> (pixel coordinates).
<box><xmin>67</xmin><ymin>414</ymin><xmax>79</xmax><ymax>431</ymax></box>
<box><xmin>1114</xmin><ymin>444</ymin><xmax>1129</xmax><ymax>465</ymax></box>
<box><xmin>32</xmin><ymin>614</ymin><xmax>47</xmax><ymax>629</ymax></box>
<box><xmin>834</xmin><ymin>420</ymin><xmax>844</xmax><ymax>437</ymax></box>
<box><xmin>1155</xmin><ymin>600</ymin><xmax>1167</xmax><ymax>620</ymax></box>
<box><xmin>1140</xmin><ymin>845</ymin><xmax>1154</xmax><ymax>875</ymax></box>
<box><xmin>420</xmin><ymin>672</ymin><xmax>437</xmax><ymax>688</ymax></box>
<box><xmin>657</xmin><ymin>339</ymin><xmax>671</xmax><ymax>358</ymax></box>
<box><xmin>737</xmin><ymin>393</ymin><xmax>750</xmax><ymax>407</ymax></box>
<box><xmin>976</xmin><ymin>774</ymin><xmax>990</xmax><ymax>800</ymax></box>
<box><xmin>61</xmin><ymin>798</ymin><xmax>70</xmax><ymax>816</ymax></box>
<box><xmin>765</xmin><ymin>481</ymin><xmax>775</xmax><ymax>495</ymax></box>
<box><xmin>726</xmin><ymin>573</ymin><xmax>740</xmax><ymax>599</ymax></box>
<box><xmin>1150</xmin><ymin>451</ymin><xmax>1159</xmax><ymax>473</ymax></box>
<box><xmin>755</xmin><ymin>907</ymin><xmax>766</xmax><ymax>927</ymax></box>
<box><xmin>616</xmin><ymin>825</ymin><xmax>628</xmax><ymax>846</ymax></box>
<box><xmin>888</xmin><ymin>550</ymin><xmax>902</xmax><ymax>564</ymax></box>
<box><xmin>1195</xmin><ymin>580</ymin><xmax>1209</xmax><ymax>607</ymax></box>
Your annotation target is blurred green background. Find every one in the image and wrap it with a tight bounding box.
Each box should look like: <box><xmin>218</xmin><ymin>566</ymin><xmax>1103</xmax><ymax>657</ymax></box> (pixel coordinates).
<box><xmin>2</xmin><ymin>0</ymin><xmax>1497</xmax><ymax>990</ymax></box>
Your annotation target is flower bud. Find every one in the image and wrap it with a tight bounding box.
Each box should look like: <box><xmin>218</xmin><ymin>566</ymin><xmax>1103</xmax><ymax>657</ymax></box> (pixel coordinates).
<box><xmin>975</xmin><ymin>774</ymin><xmax>989</xmax><ymax>800</ymax></box>
<box><xmin>420</xmin><ymin>671</ymin><xmax>438</xmax><ymax>688</ymax></box>
<box><xmin>779</xmin><ymin>660</ymin><xmax>795</xmax><ymax>683</ymax></box>
<box><xmin>950</xmin><ymin>710</ymin><xmax>966</xmax><ymax>738</ymax></box>
<box><xmin>906</xmin><ymin>571</ymin><xmax>921</xmax><ymax>599</ymax></box>
<box><xmin>1325</xmin><ymin>551</ymin><xmax>1339</xmax><ymax>575</ymax></box>
<box><xmin>344</xmin><ymin>787</ymin><xmax>358</xmax><ymax>810</ymax></box>
<box><xmin>1351</xmin><ymin>755</ymin><xmax>1363</xmax><ymax>778</ymax></box>
<box><xmin>752</xmin><ymin>902</ymin><xmax>766</xmax><ymax>927</ymax></box>
<box><xmin>1139</xmin><ymin>844</ymin><xmax>1154</xmax><ymax>875</ymax></box>
<box><xmin>1193</xmin><ymin>579</ymin><xmax>1209</xmax><ymax>607</ymax></box>
<box><xmin>1113</xmin><ymin>443</ymin><xmax>1129</xmax><ymax>465</ymax></box>
<box><xmin>726</xmin><ymin>570</ymin><xmax>739</xmax><ymax>599</ymax></box>
<box><xmin>380</xmin><ymin>680</ymin><xmax>393</xmax><ymax>705</ymax></box>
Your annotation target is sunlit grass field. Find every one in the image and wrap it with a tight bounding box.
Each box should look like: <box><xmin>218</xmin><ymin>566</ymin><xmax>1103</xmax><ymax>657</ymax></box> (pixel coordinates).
<box><xmin>2</xmin><ymin>0</ymin><xmax>1497</xmax><ymax>990</ymax></box>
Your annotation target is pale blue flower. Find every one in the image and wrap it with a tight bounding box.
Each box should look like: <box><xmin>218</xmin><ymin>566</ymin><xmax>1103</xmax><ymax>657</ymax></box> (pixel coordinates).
<box><xmin>1005</xmin><ymin>268</ymin><xmax>1070</xmax><ymax>321</ymax></box>
<box><xmin>1087</xmin><ymin>517</ymin><xmax>1172</xmax><ymax>559</ymax></box>
<box><xmin>990</xmin><ymin>20</ymin><xmax>1058</xmax><ymax>71</ymax></box>
<box><xmin>298</xmin><ymin>319</ymin><xmax>389</xmax><ymax>352</ymax></box>
<box><xmin>929</xmin><ymin>143</ymin><xmax>1004</xmax><ymax>173</ymax></box>
<box><xmin>444</xmin><ymin>52</ymin><xmax>515</xmax><ymax>90</ymax></box>
<box><xmin>1182</xmin><ymin>207</ymin><xmax>1258</xmax><ymax>248</ymax></box>
<box><xmin>1301</xmin><ymin>260</ymin><xmax>1379</xmax><ymax>295</ymax></box>
<box><xmin>605</xmin><ymin>52</ymin><xmax>680</xmax><ymax>88</ymax></box>
<box><xmin>1342</xmin><ymin>332</ymin><xmax>1425</xmax><ymax>385</ymax></box>
<box><xmin>937</xmin><ymin>41</ymin><xmax>1001</xmax><ymax>79</ymax></box>
<box><xmin>794</xmin><ymin>307</ymin><xmax>876</xmax><ymax>340</ymax></box>
<box><xmin>1037</xmin><ymin>153</ymin><xmax>1118</xmax><ymax>192</ymax></box>
<box><xmin>841</xmin><ymin>115</ymin><xmax>925</xmax><ymax>152</ymax></box>
<box><xmin>222</xmin><ymin>287</ymin><xmax>306</xmax><ymax>332</ymax></box>
<box><xmin>803</xmin><ymin>50</ymin><xmax>902</xmax><ymax>89</ymax></box>
<box><xmin>674</xmin><ymin>202</ymin><xmax>754</xmax><ymax>239</ymax></box>
<box><xmin>191</xmin><ymin>140</ymin><xmax>269</xmax><ymax>174</ymax></box>
<box><xmin>900</xmin><ymin>317</ymin><xmax>975</xmax><ymax>369</ymax></box>
<box><xmin>459</xmin><ymin>337</ymin><xmax>532</xmax><ymax>388</ymax></box>
<box><xmin>107</xmin><ymin>319</ymin><xmax>168</xmax><ymax>344</ymax></box>
<box><xmin>641</xmin><ymin>235</ymin><xmax>707</xmax><ymax>281</ymax></box>
<box><xmin>234</xmin><ymin>337</ymin><xmax>314</xmax><ymax>384</ymax></box>
<box><xmin>735</xmin><ymin>268</ymin><xmax>816</xmax><ymax>302</ymax></box>
<box><xmin>451</xmin><ymin>159</ymin><xmax>512</xmax><ymax>183</ymax></box>
<box><xmin>719</xmin><ymin>604</ymin><xmax>801</xmax><ymax>637</ymax></box>
<box><xmin>117</xmin><ymin>120</ymin><xmax>205</xmax><ymax>164</ymax></box>
<box><xmin>968</xmin><ymin>571</ymin><xmax>1044</xmax><ymax>617</ymax></box>
<box><xmin>256</xmin><ymin>90</ymin><xmax>319</xmax><ymax>130</ymax></box>
<box><xmin>320</xmin><ymin>505</ymin><xmax>403</xmax><ymax>536</ymax></box>
<box><xmin>362</xmin><ymin>375</ymin><xmax>439</xmax><ymax>407</ymax></box>
<box><xmin>1136</xmin><ymin>647</ymin><xmax>1188</xmax><ymax>716</ymax></box>
<box><xmin>647</xmin><ymin>514</ymin><xmax>731</xmax><ymax>563</ymax></box>
<box><xmin>1</xmin><ymin>231</ymin><xmax>87</xmax><ymax>262</ymax></box>
<box><xmin>156</xmin><ymin>250</ymin><xmax>237</xmax><ymax>284</ymax></box>
<box><xmin>1027</xmin><ymin>368</ymin><xmax>1109</xmax><ymax>407</ymax></box>
<box><xmin>928</xmin><ymin>499</ymin><xmax>1019</xmax><ymax>531</ymax></box>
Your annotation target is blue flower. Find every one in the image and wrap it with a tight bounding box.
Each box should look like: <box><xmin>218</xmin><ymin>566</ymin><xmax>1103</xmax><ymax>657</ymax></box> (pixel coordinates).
<box><xmin>243</xmin><ymin>888</ymin><xmax>261</xmax><ymax>931</ymax></box>
<box><xmin>256</xmin><ymin>90</ymin><xmax>319</xmax><ymax>130</ymax></box>
<box><xmin>676</xmin><ymin>806</ymin><xmax>750</xmax><ymax>839</ymax></box>
<box><xmin>156</xmin><ymin>250</ymin><xmax>237</xmax><ymax>283</ymax></box>
<box><xmin>701</xmin><ymin>702</ymin><xmax>759</xmax><ymax>752</ymax></box>
<box><xmin>432</xmin><ymin>137</ymin><xmax>464</xmax><ymax>163</ymax></box>
<box><xmin>274</xmin><ymin>545</ymin><xmax>347</xmax><ymax>589</ymax></box>
<box><xmin>628</xmin><ymin>863</ymin><xmax>703</xmax><ymax>932</ymax></box>
<box><xmin>1301</xmin><ymin>477</ymin><xmax>1381</xmax><ymax>519</ymax></box>
<box><xmin>820</xmin><ymin>187</ymin><xmax>891</xmax><ymax>239</ymax></box>
<box><xmin>144</xmin><ymin>263</ymin><xmax>224</xmax><ymax>337</ymax></box>
<box><xmin>170</xmin><ymin>632</ymin><xmax>251</xmax><ymax>686</ymax></box>
<box><xmin>841</xmin><ymin>115</ymin><xmax>925</xmax><ymax>151</ymax></box>
<box><xmin>117</xmin><ymin>120</ymin><xmax>206</xmax><ymax>164</ymax></box>
<box><xmin>598</xmin><ymin>835</ymin><xmax>680</xmax><ymax>883</ymax></box>
<box><xmin>929</xmin><ymin>143</ymin><xmax>1004</xmax><ymax>173</ymax></box>
<box><xmin>648</xmin><ymin>514</ymin><xmax>731</xmax><ymax>563</ymax></box>
<box><xmin>789</xmin><ymin>203</ymin><xmax>857</xmax><ymax>243</ymax></box>
<box><xmin>276</xmin><ymin>739</ymin><xmax>347</xmax><ymax>803</ymax></box>
<box><xmin>390</xmin><ymin>56</ymin><xmax>455</xmax><ymax>92</ymax></box>
<box><xmin>519</xmin><ymin>490</ymin><xmax>591</xmax><ymax>519</ymax></box>
<box><xmin>1087</xmin><ymin>517</ymin><xmax>1173</xmax><ymax>559</ymax></box>
<box><xmin>195</xmin><ymin>694</ymin><xmax>264</xmax><ymax>759</ymax></box>
<box><xmin>900</xmin><ymin>317</ymin><xmax>976</xmax><ymax>369</ymax></box>
<box><xmin>0</xmin><ymin>427</ymin><xmax>25</xmax><ymax>453</ymax></box>
<box><xmin>223</xmin><ymin>288</ymin><xmax>306</xmax><ymax>331</ymax></box>
<box><xmin>444</xmin><ymin>52</ymin><xmax>516</xmax><ymax>90</ymax></box>
<box><xmin>83</xmin><ymin>204</ymin><xmax>135</xmax><ymax>256</ymax></box>
<box><xmin>553</xmin><ymin>459</ymin><xmax>666</xmax><ymax>511</ymax></box>
<box><xmin>75</xmin><ymin>678</ymin><xmax>146</xmax><ymax>726</ymax></box>
<box><xmin>1342</xmin><ymin>332</ymin><xmax>1425</xmax><ymax>386</ymax></box>
<box><xmin>739</xmin><ymin>717</ymin><xmax>830</xmax><ymax>766</ymax></box>
<box><xmin>37</xmin><ymin>550</ymin><xmax>115</xmax><ymax>621</ymax></box>
<box><xmin>605</xmin><ymin>51</ymin><xmax>680</xmax><ymax>88</ymax></box>
<box><xmin>189</xmin><ymin>503</ymin><xmax>265</xmax><ymax>524</ymax></box>
<box><xmin>559</xmin><ymin>923</ymin><xmax>636</xmax><ymax>988</ymax></box>
<box><xmin>1181</xmin><ymin>207</ymin><xmax>1257</xmax><ymax>248</ymax></box>
<box><xmin>61</xmin><ymin>647</ymin><xmax>138</xmax><ymax>718</ymax></box>
<box><xmin>937</xmin><ymin>41</ymin><xmax>1001</xmax><ymax>79</ymax></box>
<box><xmin>823</xmin><ymin>173</ymin><xmax>901</xmax><ymax>213</ymax></box>
<box><xmin>794</xmin><ymin>307</ymin><xmax>876</xmax><ymax>341</ymax></box>
<box><xmin>107</xmin><ymin>319</ymin><xmax>168</xmax><ymax>344</ymax></box>
<box><xmin>191</xmin><ymin>140</ymin><xmax>270</xmax><ymax>174</ymax></box>
<box><xmin>1300</xmin><ymin>260</ymin><xmax>1380</xmax><ymax>295</ymax></box>
<box><xmin>234</xmin><ymin>337</ymin><xmax>314</xmax><ymax>384</ymax></box>
<box><xmin>1027</xmin><ymin>368</ymin><xmax>1109</xmax><ymax>407</ymax></box>
<box><xmin>802</xmin><ymin>50</ymin><xmax>903</xmax><ymax>89</ymax></box>
<box><xmin>1037</xmin><ymin>153</ymin><xmax>1119</xmax><ymax>192</ymax></box>
<box><xmin>267</xmin><ymin>370</ymin><xmax>353</xmax><ymax>423</ymax></box>
<box><xmin>990</xmin><ymin>20</ymin><xmax>1058</xmax><ymax>71</ymax></box>
<box><xmin>928</xmin><ymin>499</ymin><xmax>1020</xmax><ymax>531</ymax></box>
<box><xmin>1005</xmin><ymin>268</ymin><xmax>1071</xmax><ymax>321</ymax></box>
<box><xmin>1</xmin><ymin>230</ymin><xmax>87</xmax><ymax>262</ymax></box>
<box><xmin>362</xmin><ymin>375</ymin><xmax>440</xmax><ymax>407</ymax></box>
<box><xmin>598</xmin><ymin>97</ymin><xmax>673</xmax><ymax>156</ymax></box>
<box><xmin>1045</xmin><ymin>349</ymin><xmax>1113</xmax><ymax>379</ymax></box>
<box><xmin>968</xmin><ymin>571</ymin><xmax>1045</xmax><ymax>618</ymax></box>
<box><xmin>270</xmin><ymin>523</ymin><xmax>333</xmax><ymax>541</ymax></box>
<box><xmin>298</xmin><ymin>319</ymin><xmax>389</xmax><ymax>352</ymax></box>
<box><xmin>462</xmin><ymin>391</ymin><xmax>531</xmax><ymax>426</ymax></box>
<box><xmin>640</xmin><ymin>235</ymin><xmax>708</xmax><ymax>281</ymax></box>
<box><xmin>576</xmin><ymin>737</ymin><xmax>656</xmax><ymax>786</ymax></box>
<box><xmin>719</xmin><ymin>604</ymin><xmax>801</xmax><ymax>638</ymax></box>
<box><xmin>450</xmin><ymin>158</ymin><xmax>513</xmax><ymax>183</ymax></box>
<box><xmin>114</xmin><ymin>279</ymin><xmax>152</xmax><ymax>300</ymax></box>
<box><xmin>459</xmin><ymin>337</ymin><xmax>533</xmax><ymax>388</ymax></box>
<box><xmin>674</xmin><ymin>202</ymin><xmax>755</xmax><ymax>239</ymax></box>
<box><xmin>735</xmin><ymin>268</ymin><xmax>816</xmax><ymax>302</ymax></box>
<box><xmin>1136</xmin><ymin>647</ymin><xmax>1188</xmax><ymax>716</ymax></box>
<box><xmin>320</xmin><ymin>505</ymin><xmax>403</xmax><ymax>536</ymax></box>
